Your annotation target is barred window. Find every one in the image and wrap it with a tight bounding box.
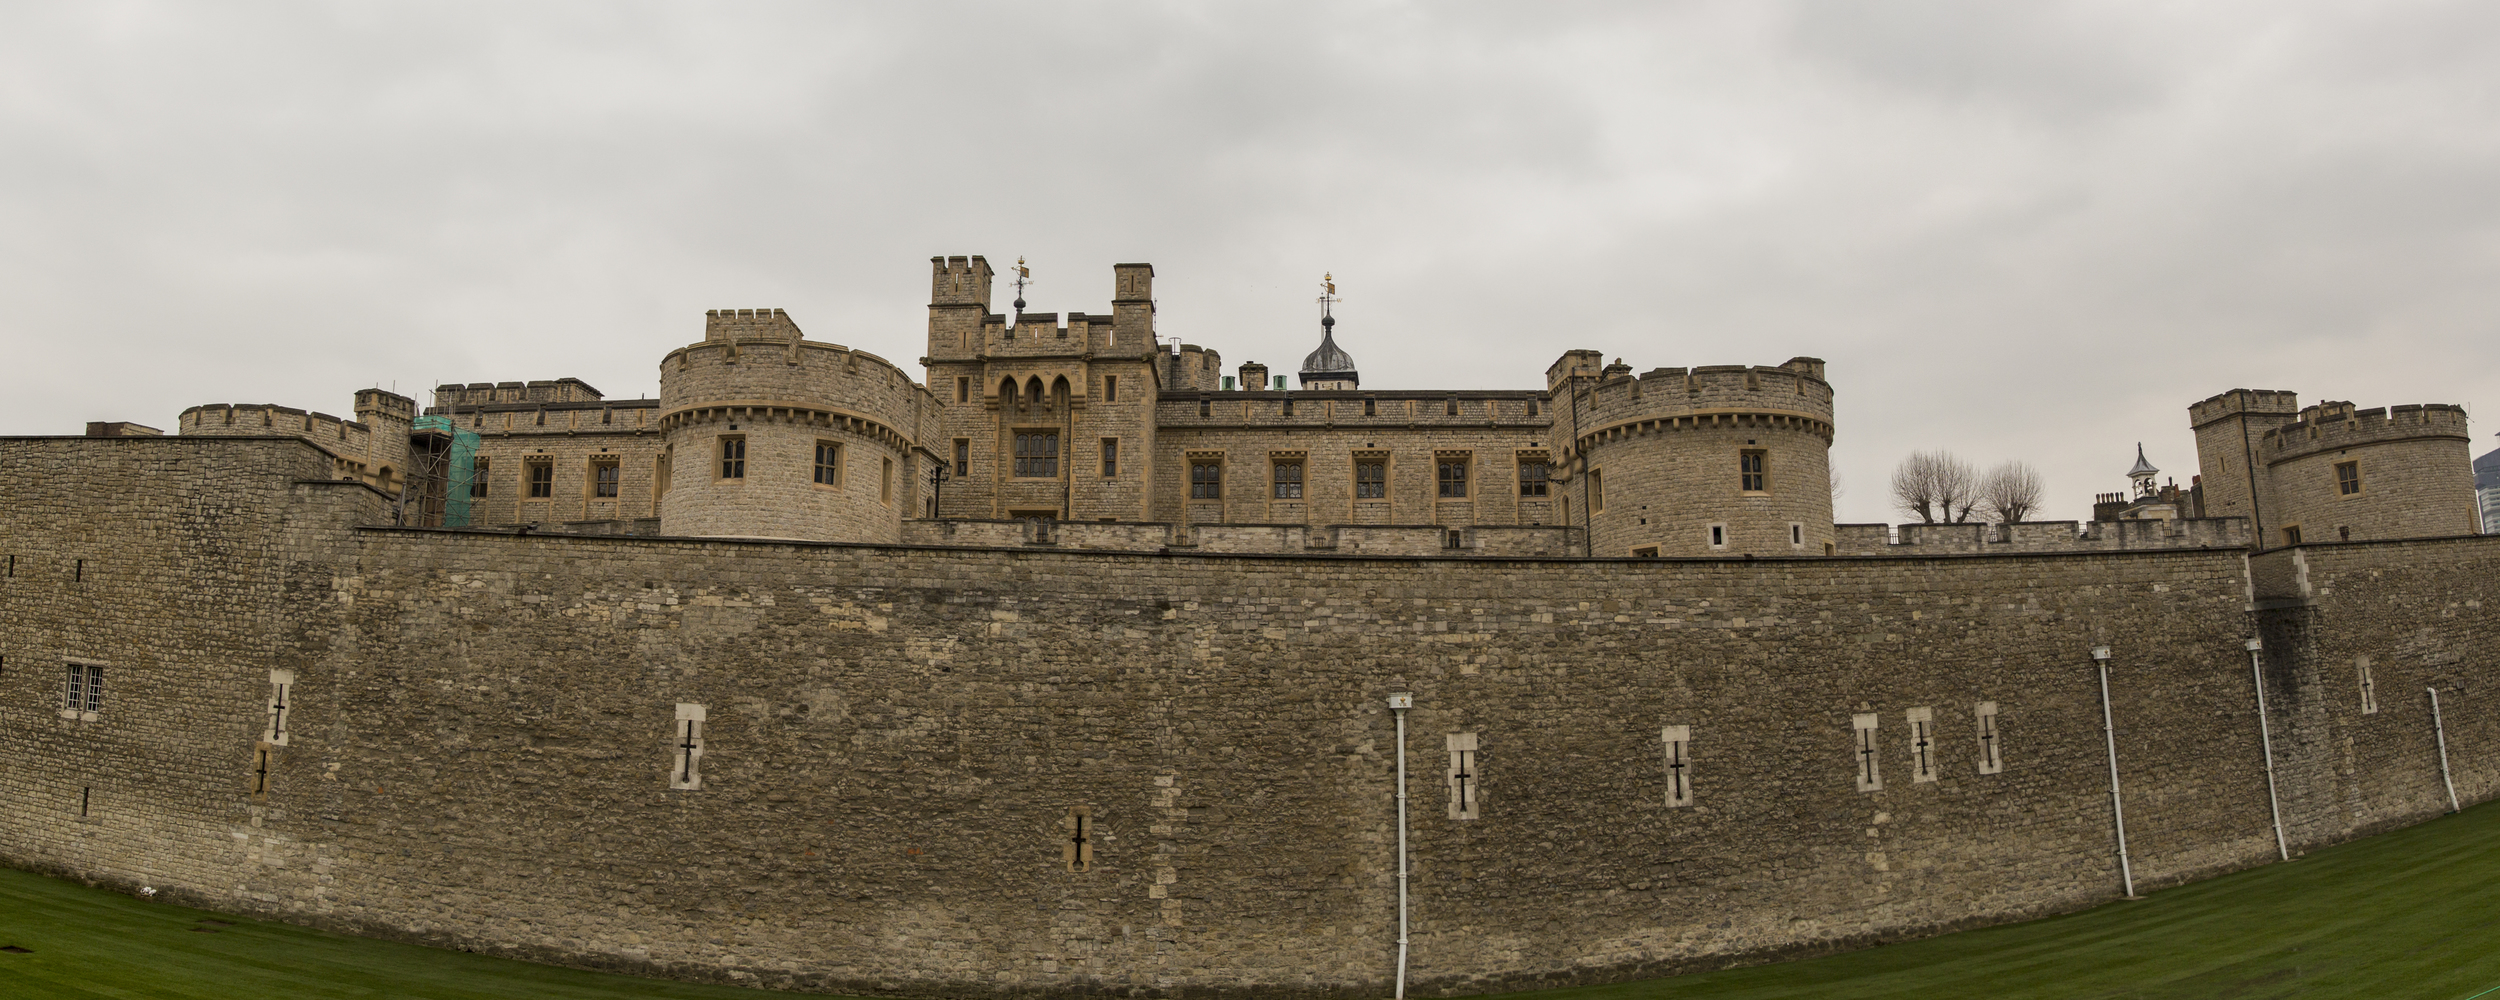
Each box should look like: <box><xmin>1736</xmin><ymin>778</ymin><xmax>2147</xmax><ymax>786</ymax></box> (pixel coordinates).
<box><xmin>1519</xmin><ymin>459</ymin><xmax>1549</xmax><ymax>497</ymax></box>
<box><xmin>63</xmin><ymin>662</ymin><xmax>102</xmax><ymax>713</ymax></box>
<box><xmin>1437</xmin><ymin>457</ymin><xmax>1468</xmax><ymax>498</ymax></box>
<box><xmin>527</xmin><ymin>460</ymin><xmax>554</xmax><ymax>497</ymax></box>
<box><xmin>1740</xmin><ymin>450</ymin><xmax>1768</xmax><ymax>492</ymax></box>
<box><xmin>469</xmin><ymin>458</ymin><xmax>490</xmax><ymax>498</ymax></box>
<box><xmin>718</xmin><ymin>437</ymin><xmax>745</xmax><ymax>480</ymax></box>
<box><xmin>1356</xmin><ymin>458</ymin><xmax>1387</xmax><ymax>499</ymax></box>
<box><xmin>1013</xmin><ymin>432</ymin><xmax>1060</xmax><ymax>477</ymax></box>
<box><xmin>1273</xmin><ymin>460</ymin><xmax>1304</xmax><ymax>499</ymax></box>
<box><xmin>1190</xmin><ymin>461</ymin><xmax>1223</xmax><ymax>499</ymax></box>
<box><xmin>593</xmin><ymin>460</ymin><xmax>620</xmax><ymax>498</ymax></box>
<box><xmin>814</xmin><ymin>442</ymin><xmax>842</xmax><ymax>486</ymax></box>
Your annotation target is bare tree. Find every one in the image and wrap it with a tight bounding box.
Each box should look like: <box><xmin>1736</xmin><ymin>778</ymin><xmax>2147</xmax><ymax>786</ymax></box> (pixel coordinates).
<box><xmin>1891</xmin><ymin>450</ymin><xmax>1978</xmax><ymax>523</ymax></box>
<box><xmin>1983</xmin><ymin>461</ymin><xmax>2045</xmax><ymax>524</ymax></box>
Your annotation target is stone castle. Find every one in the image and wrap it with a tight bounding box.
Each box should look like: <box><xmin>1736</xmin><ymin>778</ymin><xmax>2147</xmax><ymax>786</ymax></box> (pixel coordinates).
<box><xmin>2</xmin><ymin>255</ymin><xmax>2493</xmax><ymax>997</ymax></box>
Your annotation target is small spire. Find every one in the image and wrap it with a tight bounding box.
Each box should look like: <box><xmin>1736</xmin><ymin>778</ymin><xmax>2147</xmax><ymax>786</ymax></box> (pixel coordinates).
<box><xmin>1012</xmin><ymin>256</ymin><xmax>1031</xmax><ymax>315</ymax></box>
<box><xmin>1317</xmin><ymin>272</ymin><xmax>1338</xmax><ymax>328</ymax></box>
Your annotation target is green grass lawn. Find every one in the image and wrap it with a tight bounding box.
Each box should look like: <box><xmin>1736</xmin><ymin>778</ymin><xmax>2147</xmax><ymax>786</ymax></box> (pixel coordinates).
<box><xmin>5</xmin><ymin>800</ymin><xmax>2499</xmax><ymax>999</ymax></box>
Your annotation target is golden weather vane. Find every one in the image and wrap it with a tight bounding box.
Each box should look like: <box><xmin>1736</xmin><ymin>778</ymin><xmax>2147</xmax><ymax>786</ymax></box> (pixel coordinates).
<box><xmin>1318</xmin><ymin>272</ymin><xmax>1339</xmax><ymax>319</ymax></box>
<box><xmin>1012</xmin><ymin>256</ymin><xmax>1032</xmax><ymax>315</ymax></box>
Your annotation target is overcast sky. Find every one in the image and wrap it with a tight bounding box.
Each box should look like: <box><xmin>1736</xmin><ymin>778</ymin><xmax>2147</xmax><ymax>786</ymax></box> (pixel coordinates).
<box><xmin>4</xmin><ymin>1</ymin><xmax>2496</xmax><ymax>524</ymax></box>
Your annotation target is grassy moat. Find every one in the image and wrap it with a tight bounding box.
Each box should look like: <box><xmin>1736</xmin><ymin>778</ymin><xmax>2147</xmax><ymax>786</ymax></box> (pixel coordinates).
<box><xmin>5</xmin><ymin>801</ymin><xmax>2497</xmax><ymax>999</ymax></box>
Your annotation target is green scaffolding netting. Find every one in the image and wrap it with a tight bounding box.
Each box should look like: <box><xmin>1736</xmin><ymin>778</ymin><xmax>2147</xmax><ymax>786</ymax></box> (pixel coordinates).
<box><xmin>412</xmin><ymin>415</ymin><xmax>480</xmax><ymax>527</ymax></box>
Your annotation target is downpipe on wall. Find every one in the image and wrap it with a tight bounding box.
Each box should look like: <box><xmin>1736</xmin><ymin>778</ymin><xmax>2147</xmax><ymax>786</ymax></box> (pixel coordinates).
<box><xmin>2092</xmin><ymin>646</ymin><xmax>2137</xmax><ymax>898</ymax></box>
<box><xmin>2247</xmin><ymin>638</ymin><xmax>2290</xmax><ymax>861</ymax></box>
<box><xmin>1389</xmin><ymin>692</ymin><xmax>1413</xmax><ymax>1000</ymax></box>
<box><xmin>2430</xmin><ymin>687</ymin><xmax>2461</xmax><ymax>814</ymax></box>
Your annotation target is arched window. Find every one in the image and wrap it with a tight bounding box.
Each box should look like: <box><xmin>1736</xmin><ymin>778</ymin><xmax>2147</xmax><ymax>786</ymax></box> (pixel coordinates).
<box><xmin>1026</xmin><ymin>377</ymin><xmax>1045</xmax><ymax>409</ymax></box>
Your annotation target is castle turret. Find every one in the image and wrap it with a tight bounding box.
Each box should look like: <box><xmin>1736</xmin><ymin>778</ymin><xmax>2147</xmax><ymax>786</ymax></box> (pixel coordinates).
<box><xmin>1565</xmin><ymin>355</ymin><xmax>1835</xmax><ymax>557</ymax></box>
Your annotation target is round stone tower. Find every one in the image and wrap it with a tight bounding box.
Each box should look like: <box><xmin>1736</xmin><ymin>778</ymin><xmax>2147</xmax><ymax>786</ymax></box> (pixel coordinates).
<box><xmin>657</xmin><ymin>309</ymin><xmax>931</xmax><ymax>541</ymax></box>
<box><xmin>1566</xmin><ymin>357</ymin><xmax>1835</xmax><ymax>557</ymax></box>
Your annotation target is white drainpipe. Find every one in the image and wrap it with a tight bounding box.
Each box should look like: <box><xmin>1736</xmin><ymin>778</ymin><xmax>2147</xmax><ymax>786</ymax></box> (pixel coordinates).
<box><xmin>2093</xmin><ymin>646</ymin><xmax>2136</xmax><ymax>897</ymax></box>
<box><xmin>1389</xmin><ymin>692</ymin><xmax>1414</xmax><ymax>999</ymax></box>
<box><xmin>2430</xmin><ymin>687</ymin><xmax>2461</xmax><ymax>813</ymax></box>
<box><xmin>2247</xmin><ymin>638</ymin><xmax>2290</xmax><ymax>861</ymax></box>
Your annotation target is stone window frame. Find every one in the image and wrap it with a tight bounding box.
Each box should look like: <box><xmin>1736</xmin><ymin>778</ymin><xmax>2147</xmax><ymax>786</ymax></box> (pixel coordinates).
<box><xmin>1103</xmin><ymin>375</ymin><xmax>1119</xmax><ymax>403</ymax></box>
<box><xmin>1905</xmin><ymin>707</ymin><xmax>1938</xmax><ymax>784</ymax></box>
<box><xmin>2335</xmin><ymin>460</ymin><xmax>2363</xmax><ymax>497</ymax></box>
<box><xmin>59</xmin><ymin>659</ymin><xmax>104</xmax><ymax>721</ymax></box>
<box><xmin>812</xmin><ymin>441</ymin><xmax>844</xmax><ymax>488</ymax></box>
<box><xmin>1272</xmin><ymin>453</ymin><xmax>1306</xmax><ymax>500</ymax></box>
<box><xmin>1198</xmin><ymin>397</ymin><xmax>1211</xmax><ymax>419</ymax></box>
<box><xmin>1588</xmin><ymin>467</ymin><xmax>1606</xmax><ymax>513</ymax></box>
<box><xmin>1445</xmin><ymin>732</ymin><xmax>1480</xmax><ymax>820</ymax></box>
<box><xmin>1974</xmin><ymin>701</ymin><xmax>2004</xmax><ymax>774</ymax></box>
<box><xmin>717</xmin><ymin>436</ymin><xmax>746</xmax><ymax>481</ymax></box>
<box><xmin>1188</xmin><ymin>454</ymin><xmax>1224</xmax><ymax>500</ymax></box>
<box><xmin>669</xmin><ymin>703</ymin><xmax>706</xmax><ymax>791</ymax></box>
<box><xmin>1436</xmin><ymin>451</ymin><xmax>1471</xmax><ymax>499</ymax></box>
<box><xmin>1661</xmin><ymin>725</ymin><xmax>1693</xmax><ymax>807</ymax></box>
<box><xmin>264</xmin><ymin>668</ymin><xmax>295</xmax><ymax>746</ymax></box>
<box><xmin>1789</xmin><ymin>522</ymin><xmax>1806</xmax><ymax>549</ymax></box>
<box><xmin>1062</xmin><ymin>806</ymin><xmax>1095</xmax><ymax>872</ymax></box>
<box><xmin>1852</xmin><ymin>713</ymin><xmax>1883</xmax><ymax>792</ymax></box>
<box><xmin>1354</xmin><ymin>452</ymin><xmax>1389</xmax><ymax>501</ymax></box>
<box><xmin>1516</xmin><ymin>452</ymin><xmax>1551</xmax><ymax>497</ymax></box>
<box><xmin>1012</xmin><ymin>430</ymin><xmax>1061</xmax><ymax>478</ymax></box>
<box><xmin>2357</xmin><ymin>657</ymin><xmax>2379</xmax><ymax>715</ymax></box>
<box><xmin>1707</xmin><ymin>522</ymin><xmax>1730</xmax><ymax>551</ymax></box>
<box><xmin>589</xmin><ymin>456</ymin><xmax>622</xmax><ymax>498</ymax></box>
<box><xmin>953</xmin><ymin>439</ymin><xmax>970</xmax><ymax>478</ymax></box>
<box><xmin>881</xmin><ymin>457</ymin><xmax>895</xmax><ymax>506</ymax></box>
<box><xmin>956</xmin><ymin>376</ymin><xmax>970</xmax><ymax>403</ymax></box>
<box><xmin>1739</xmin><ymin>449</ymin><xmax>1770</xmax><ymax>493</ymax></box>
<box><xmin>469</xmin><ymin>457</ymin><xmax>491</xmax><ymax>499</ymax></box>
<box><xmin>1100</xmin><ymin>437</ymin><xmax>1119</xmax><ymax>478</ymax></box>
<box><xmin>526</xmin><ymin>457</ymin><xmax>556</xmax><ymax>498</ymax></box>
<box><xmin>2282</xmin><ymin>524</ymin><xmax>2303</xmax><ymax>546</ymax></box>
<box><xmin>1363</xmin><ymin>397</ymin><xmax>1377</xmax><ymax>417</ymax></box>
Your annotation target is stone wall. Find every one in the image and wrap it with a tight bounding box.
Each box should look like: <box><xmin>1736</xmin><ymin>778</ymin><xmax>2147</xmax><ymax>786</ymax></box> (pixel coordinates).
<box><xmin>4</xmin><ymin>436</ymin><xmax>2494</xmax><ymax>999</ymax></box>
<box><xmin>1566</xmin><ymin>361</ymin><xmax>1835</xmax><ymax>558</ymax></box>
<box><xmin>1833</xmin><ymin>517</ymin><xmax>2250</xmax><ymax>555</ymax></box>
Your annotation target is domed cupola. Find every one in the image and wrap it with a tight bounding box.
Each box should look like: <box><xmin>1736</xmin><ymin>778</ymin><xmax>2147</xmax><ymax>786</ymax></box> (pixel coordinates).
<box><xmin>1298</xmin><ymin>272</ymin><xmax>1360</xmax><ymax>391</ymax></box>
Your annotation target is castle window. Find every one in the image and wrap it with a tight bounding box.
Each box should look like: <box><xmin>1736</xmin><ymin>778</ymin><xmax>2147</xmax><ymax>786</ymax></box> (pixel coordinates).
<box><xmin>2336</xmin><ymin>461</ymin><xmax>2362</xmax><ymax>496</ymax></box>
<box><xmin>1364</xmin><ymin>398</ymin><xmax>1377</xmax><ymax>417</ymax></box>
<box><xmin>718</xmin><ymin>437</ymin><xmax>745</xmax><ymax>480</ymax></box>
<box><xmin>592</xmin><ymin>459</ymin><xmax>620</xmax><ymax>498</ymax></box>
<box><xmin>1101</xmin><ymin>438</ymin><xmax>1119</xmax><ymax>477</ymax></box>
<box><xmin>527</xmin><ymin>459</ymin><xmax>554</xmax><ymax>498</ymax></box>
<box><xmin>1588</xmin><ymin>469</ymin><xmax>1605</xmax><ymax>512</ymax></box>
<box><xmin>1444</xmin><ymin>529</ymin><xmax>1463</xmax><ymax>549</ymax></box>
<box><xmin>1273</xmin><ymin>460</ymin><xmax>1303</xmax><ymax>499</ymax></box>
<box><xmin>63</xmin><ymin>661</ymin><xmax>103</xmax><ymax>716</ymax></box>
<box><xmin>1518</xmin><ymin>458</ymin><xmax>1549</xmax><ymax>497</ymax></box>
<box><xmin>1791</xmin><ymin>523</ymin><xmax>1805</xmax><ymax>547</ymax></box>
<box><xmin>2283</xmin><ymin>525</ymin><xmax>2303</xmax><ymax>546</ymax></box>
<box><xmin>1355</xmin><ymin>456</ymin><xmax>1387</xmax><ymax>499</ymax></box>
<box><xmin>669</xmin><ymin>703</ymin><xmax>705</xmax><ymax>791</ymax></box>
<box><xmin>1063</xmin><ymin>806</ymin><xmax>1094</xmax><ymax>872</ymax></box>
<box><xmin>1975</xmin><ymin>701</ymin><xmax>2003</xmax><ymax>774</ymax></box>
<box><xmin>1740</xmin><ymin>450</ymin><xmax>1768</xmax><ymax>492</ymax></box>
<box><xmin>2339</xmin><ymin>526</ymin><xmax>2351</xmax><ymax>542</ymax></box>
<box><xmin>2357</xmin><ymin>657</ymin><xmax>2378</xmax><ymax>714</ymax></box>
<box><xmin>1709</xmin><ymin>523</ymin><xmax>1728</xmax><ymax>549</ymax></box>
<box><xmin>1906</xmin><ymin>707</ymin><xmax>1936</xmax><ymax>784</ymax></box>
<box><xmin>814</xmin><ymin>441</ymin><xmax>842</xmax><ymax>486</ymax></box>
<box><xmin>252</xmin><ymin>744</ymin><xmax>274</xmax><ymax>797</ymax></box>
<box><xmin>1853</xmin><ymin>713</ymin><xmax>1883</xmax><ymax>792</ymax></box>
<box><xmin>1190</xmin><ymin>460</ymin><xmax>1223</xmax><ymax>499</ymax></box>
<box><xmin>1013</xmin><ymin>431</ymin><xmax>1060</xmax><ymax>477</ymax></box>
<box><xmin>1446</xmin><ymin>733</ymin><xmax>1480</xmax><ymax>820</ymax></box>
<box><xmin>1526</xmin><ymin>398</ymin><xmax>1540</xmax><ymax>417</ymax></box>
<box><xmin>470</xmin><ymin>458</ymin><xmax>490</xmax><ymax>498</ymax></box>
<box><xmin>954</xmin><ymin>439</ymin><xmax>969</xmax><ymax>477</ymax></box>
<box><xmin>264</xmin><ymin>669</ymin><xmax>294</xmax><ymax>746</ymax></box>
<box><xmin>957</xmin><ymin>377</ymin><xmax>970</xmax><ymax>403</ymax></box>
<box><xmin>1631</xmin><ymin>546</ymin><xmax>1659</xmax><ymax>557</ymax></box>
<box><xmin>1199</xmin><ymin>398</ymin><xmax>1211</xmax><ymax>418</ymax></box>
<box><xmin>1103</xmin><ymin>375</ymin><xmax>1119</xmax><ymax>402</ymax></box>
<box><xmin>1661</xmin><ymin>725</ymin><xmax>1693</xmax><ymax>807</ymax></box>
<box><xmin>881</xmin><ymin>458</ymin><xmax>893</xmax><ymax>504</ymax></box>
<box><xmin>1445</xmin><ymin>397</ymin><xmax>1459</xmax><ymax>417</ymax></box>
<box><xmin>1281</xmin><ymin>397</ymin><xmax>1295</xmax><ymax>417</ymax></box>
<box><xmin>1437</xmin><ymin>455</ymin><xmax>1468</xmax><ymax>498</ymax></box>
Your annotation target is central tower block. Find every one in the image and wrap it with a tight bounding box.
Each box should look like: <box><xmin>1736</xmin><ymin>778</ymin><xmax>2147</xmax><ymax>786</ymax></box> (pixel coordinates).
<box><xmin>657</xmin><ymin>309</ymin><xmax>936</xmax><ymax>541</ymax></box>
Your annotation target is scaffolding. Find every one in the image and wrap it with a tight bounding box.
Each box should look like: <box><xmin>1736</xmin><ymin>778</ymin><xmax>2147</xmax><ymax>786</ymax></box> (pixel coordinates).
<box><xmin>400</xmin><ymin>415</ymin><xmax>480</xmax><ymax>527</ymax></box>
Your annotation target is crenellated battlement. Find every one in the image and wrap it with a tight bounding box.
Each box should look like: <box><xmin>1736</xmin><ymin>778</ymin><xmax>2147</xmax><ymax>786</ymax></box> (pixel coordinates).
<box><xmin>432</xmin><ymin>378</ymin><xmax>604</xmax><ymax>409</ymax></box>
<box><xmin>705</xmin><ymin>307</ymin><xmax>804</xmax><ymax>342</ymax></box>
<box><xmin>931</xmin><ymin>255</ymin><xmax>995</xmax><ymax>308</ymax></box>
<box><xmin>1573</xmin><ymin>357</ymin><xmax>1835</xmax><ymax>445</ymax></box>
<box><xmin>2189</xmin><ymin>388</ymin><xmax>2300</xmax><ymax>429</ymax></box>
<box><xmin>2259</xmin><ymin>401</ymin><xmax>2470</xmax><ymax>464</ymax></box>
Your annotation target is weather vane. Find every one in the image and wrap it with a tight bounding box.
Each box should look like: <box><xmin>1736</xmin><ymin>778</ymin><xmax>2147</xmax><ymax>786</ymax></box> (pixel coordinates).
<box><xmin>1012</xmin><ymin>257</ymin><xmax>1032</xmax><ymax>317</ymax></box>
<box><xmin>1317</xmin><ymin>272</ymin><xmax>1339</xmax><ymax>325</ymax></box>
